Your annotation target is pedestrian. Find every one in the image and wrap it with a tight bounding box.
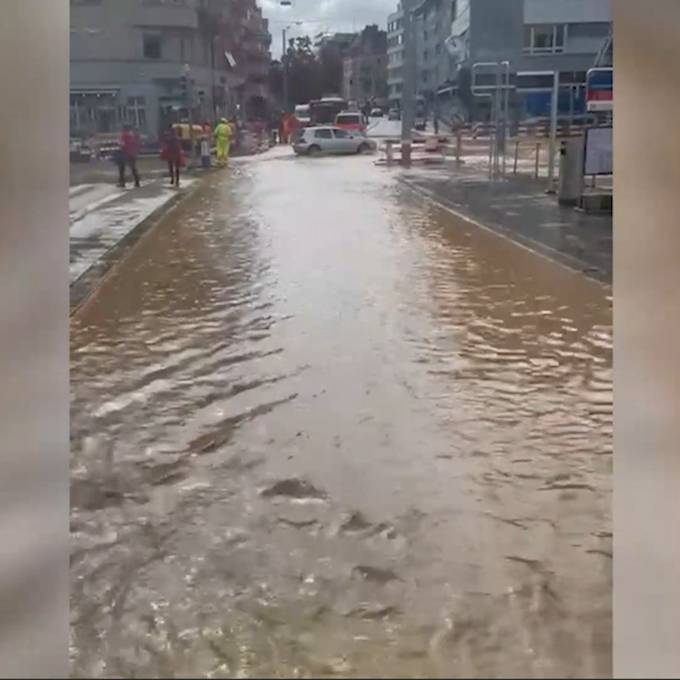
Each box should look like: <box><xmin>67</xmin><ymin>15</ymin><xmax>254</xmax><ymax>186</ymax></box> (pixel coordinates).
<box><xmin>160</xmin><ymin>123</ymin><xmax>184</xmax><ymax>187</ymax></box>
<box><xmin>117</xmin><ymin>124</ymin><xmax>141</xmax><ymax>188</ymax></box>
<box><xmin>214</xmin><ymin>117</ymin><xmax>233</xmax><ymax>167</ymax></box>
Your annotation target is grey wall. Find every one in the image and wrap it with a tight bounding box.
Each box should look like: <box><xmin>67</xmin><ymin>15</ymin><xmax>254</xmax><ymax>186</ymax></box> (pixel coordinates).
<box><xmin>524</xmin><ymin>0</ymin><xmax>611</xmax><ymax>24</ymax></box>
<box><xmin>469</xmin><ymin>0</ymin><xmax>524</xmax><ymax>65</ymax></box>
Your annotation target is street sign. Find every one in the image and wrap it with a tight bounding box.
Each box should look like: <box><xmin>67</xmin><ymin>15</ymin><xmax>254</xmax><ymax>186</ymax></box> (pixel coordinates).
<box><xmin>586</xmin><ymin>68</ymin><xmax>613</xmax><ymax>112</ymax></box>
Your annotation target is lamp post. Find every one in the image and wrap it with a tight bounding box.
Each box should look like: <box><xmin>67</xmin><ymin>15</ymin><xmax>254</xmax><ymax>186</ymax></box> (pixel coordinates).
<box><xmin>400</xmin><ymin>0</ymin><xmax>416</xmax><ymax>166</ymax></box>
<box><xmin>281</xmin><ymin>21</ymin><xmax>303</xmax><ymax>113</ymax></box>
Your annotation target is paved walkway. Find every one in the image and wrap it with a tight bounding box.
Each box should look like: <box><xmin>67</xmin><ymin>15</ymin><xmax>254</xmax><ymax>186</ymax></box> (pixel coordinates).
<box><xmin>400</xmin><ymin>163</ymin><xmax>612</xmax><ymax>284</ymax></box>
<box><xmin>69</xmin><ymin>178</ymin><xmax>197</xmax><ymax>286</ymax></box>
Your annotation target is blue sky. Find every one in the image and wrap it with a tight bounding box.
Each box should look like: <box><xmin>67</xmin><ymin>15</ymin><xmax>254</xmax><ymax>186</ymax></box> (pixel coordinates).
<box><xmin>260</xmin><ymin>0</ymin><xmax>396</xmax><ymax>57</ymax></box>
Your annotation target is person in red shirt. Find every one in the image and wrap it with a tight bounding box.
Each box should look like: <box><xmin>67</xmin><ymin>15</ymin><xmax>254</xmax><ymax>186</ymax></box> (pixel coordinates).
<box><xmin>117</xmin><ymin>125</ymin><xmax>141</xmax><ymax>188</ymax></box>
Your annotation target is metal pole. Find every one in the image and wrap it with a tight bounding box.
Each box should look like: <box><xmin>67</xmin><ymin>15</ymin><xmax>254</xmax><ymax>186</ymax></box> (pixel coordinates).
<box><xmin>400</xmin><ymin>0</ymin><xmax>416</xmax><ymax>166</ymax></box>
<box><xmin>282</xmin><ymin>28</ymin><xmax>288</xmax><ymax>112</ymax></box>
<box><xmin>513</xmin><ymin>139</ymin><xmax>519</xmax><ymax>174</ymax></box>
<box><xmin>493</xmin><ymin>62</ymin><xmax>501</xmax><ymax>177</ymax></box>
<box><xmin>502</xmin><ymin>61</ymin><xmax>510</xmax><ymax>177</ymax></box>
<box><xmin>455</xmin><ymin>130</ymin><xmax>462</xmax><ymax>164</ymax></box>
<box><xmin>547</xmin><ymin>70</ymin><xmax>559</xmax><ymax>192</ymax></box>
<box><xmin>534</xmin><ymin>142</ymin><xmax>540</xmax><ymax>179</ymax></box>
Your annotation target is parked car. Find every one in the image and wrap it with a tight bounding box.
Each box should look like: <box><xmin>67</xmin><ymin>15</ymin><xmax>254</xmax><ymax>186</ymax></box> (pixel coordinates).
<box><xmin>388</xmin><ymin>108</ymin><xmax>400</xmax><ymax>121</ymax></box>
<box><xmin>334</xmin><ymin>112</ymin><xmax>366</xmax><ymax>134</ymax></box>
<box><xmin>293</xmin><ymin>126</ymin><xmax>377</xmax><ymax>156</ymax></box>
<box><xmin>370</xmin><ymin>108</ymin><xmax>384</xmax><ymax>117</ymax></box>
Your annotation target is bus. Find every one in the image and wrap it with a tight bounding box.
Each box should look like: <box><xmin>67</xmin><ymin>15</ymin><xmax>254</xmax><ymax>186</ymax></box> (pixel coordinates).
<box><xmin>309</xmin><ymin>96</ymin><xmax>347</xmax><ymax>125</ymax></box>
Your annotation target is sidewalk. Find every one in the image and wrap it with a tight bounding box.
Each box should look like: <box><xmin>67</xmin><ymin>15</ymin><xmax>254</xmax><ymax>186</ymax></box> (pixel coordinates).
<box><xmin>70</xmin><ymin>177</ymin><xmax>198</xmax><ymax>310</ymax></box>
<box><xmin>399</xmin><ymin>162</ymin><xmax>612</xmax><ymax>284</ymax></box>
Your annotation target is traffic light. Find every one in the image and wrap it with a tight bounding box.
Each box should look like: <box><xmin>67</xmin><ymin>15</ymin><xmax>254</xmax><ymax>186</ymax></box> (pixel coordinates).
<box><xmin>179</xmin><ymin>75</ymin><xmax>188</xmax><ymax>102</ymax></box>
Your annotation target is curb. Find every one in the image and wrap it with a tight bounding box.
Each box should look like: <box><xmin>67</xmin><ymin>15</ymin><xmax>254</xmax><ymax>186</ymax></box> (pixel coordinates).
<box><xmin>70</xmin><ymin>178</ymin><xmax>205</xmax><ymax>316</ymax></box>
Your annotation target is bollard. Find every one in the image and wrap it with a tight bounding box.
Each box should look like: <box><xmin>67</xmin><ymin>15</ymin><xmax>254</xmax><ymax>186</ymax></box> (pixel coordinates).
<box><xmin>385</xmin><ymin>141</ymin><xmax>394</xmax><ymax>165</ymax></box>
<box><xmin>455</xmin><ymin>131</ymin><xmax>462</xmax><ymax>164</ymax></box>
<box><xmin>513</xmin><ymin>140</ymin><xmax>519</xmax><ymax>175</ymax></box>
<box><xmin>400</xmin><ymin>141</ymin><xmax>412</xmax><ymax>167</ymax></box>
<box><xmin>534</xmin><ymin>142</ymin><xmax>541</xmax><ymax>179</ymax></box>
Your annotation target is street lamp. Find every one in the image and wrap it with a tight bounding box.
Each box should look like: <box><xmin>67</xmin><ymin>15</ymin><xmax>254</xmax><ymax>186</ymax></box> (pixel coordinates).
<box><xmin>282</xmin><ymin>21</ymin><xmax>303</xmax><ymax>112</ymax></box>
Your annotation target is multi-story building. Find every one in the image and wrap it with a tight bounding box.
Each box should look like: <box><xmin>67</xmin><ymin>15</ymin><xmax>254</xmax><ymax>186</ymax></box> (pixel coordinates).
<box><xmin>443</xmin><ymin>0</ymin><xmax>611</xmax><ymax>119</ymax></box>
<box><xmin>70</xmin><ymin>0</ymin><xmax>272</xmax><ymax>142</ymax></box>
<box><xmin>386</xmin><ymin>5</ymin><xmax>404</xmax><ymax>106</ymax></box>
<box><xmin>342</xmin><ymin>26</ymin><xmax>387</xmax><ymax>105</ymax></box>
<box><xmin>387</xmin><ymin>0</ymin><xmax>612</xmax><ymax>120</ymax></box>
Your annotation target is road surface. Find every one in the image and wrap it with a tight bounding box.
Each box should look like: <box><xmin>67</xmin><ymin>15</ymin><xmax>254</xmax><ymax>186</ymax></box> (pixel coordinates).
<box><xmin>71</xmin><ymin>148</ymin><xmax>612</xmax><ymax>678</ymax></box>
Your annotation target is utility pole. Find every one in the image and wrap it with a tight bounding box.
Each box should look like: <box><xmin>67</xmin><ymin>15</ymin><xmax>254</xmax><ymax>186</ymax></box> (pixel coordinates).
<box><xmin>282</xmin><ymin>28</ymin><xmax>289</xmax><ymax>112</ymax></box>
<box><xmin>547</xmin><ymin>70</ymin><xmax>559</xmax><ymax>193</ymax></box>
<box><xmin>400</xmin><ymin>0</ymin><xmax>416</xmax><ymax>165</ymax></box>
<box><xmin>183</xmin><ymin>63</ymin><xmax>197</xmax><ymax>164</ymax></box>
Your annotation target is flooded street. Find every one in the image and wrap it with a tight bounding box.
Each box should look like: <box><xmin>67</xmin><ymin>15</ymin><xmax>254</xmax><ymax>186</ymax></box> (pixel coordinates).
<box><xmin>71</xmin><ymin>151</ymin><xmax>612</xmax><ymax>678</ymax></box>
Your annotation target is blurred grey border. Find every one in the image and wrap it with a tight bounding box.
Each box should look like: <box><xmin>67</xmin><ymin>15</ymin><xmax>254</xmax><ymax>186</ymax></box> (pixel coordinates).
<box><xmin>0</xmin><ymin>1</ymin><xmax>69</xmax><ymax>677</ymax></box>
<box><xmin>614</xmin><ymin>1</ymin><xmax>680</xmax><ymax>678</ymax></box>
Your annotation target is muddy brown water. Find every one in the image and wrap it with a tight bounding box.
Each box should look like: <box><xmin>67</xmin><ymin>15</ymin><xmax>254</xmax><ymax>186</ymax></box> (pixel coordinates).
<box><xmin>71</xmin><ymin>152</ymin><xmax>612</xmax><ymax>678</ymax></box>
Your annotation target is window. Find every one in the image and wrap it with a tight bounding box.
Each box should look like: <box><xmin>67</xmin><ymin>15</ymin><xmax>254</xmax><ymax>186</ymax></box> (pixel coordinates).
<box><xmin>524</xmin><ymin>24</ymin><xmax>567</xmax><ymax>55</ymax></box>
<box><xmin>315</xmin><ymin>129</ymin><xmax>333</xmax><ymax>139</ymax></box>
<box><xmin>143</xmin><ymin>34</ymin><xmax>162</xmax><ymax>59</ymax></box>
<box><xmin>423</xmin><ymin>49</ymin><xmax>430</xmax><ymax>61</ymax></box>
<box><xmin>126</xmin><ymin>96</ymin><xmax>147</xmax><ymax>130</ymax></box>
<box><xmin>333</xmin><ymin>129</ymin><xmax>351</xmax><ymax>138</ymax></box>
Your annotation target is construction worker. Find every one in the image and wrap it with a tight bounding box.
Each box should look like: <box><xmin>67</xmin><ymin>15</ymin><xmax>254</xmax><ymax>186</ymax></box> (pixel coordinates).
<box><xmin>214</xmin><ymin>117</ymin><xmax>232</xmax><ymax>167</ymax></box>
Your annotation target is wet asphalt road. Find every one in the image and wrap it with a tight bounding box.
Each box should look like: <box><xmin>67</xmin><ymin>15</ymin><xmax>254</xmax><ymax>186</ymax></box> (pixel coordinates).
<box><xmin>71</xmin><ymin>148</ymin><xmax>612</xmax><ymax>678</ymax></box>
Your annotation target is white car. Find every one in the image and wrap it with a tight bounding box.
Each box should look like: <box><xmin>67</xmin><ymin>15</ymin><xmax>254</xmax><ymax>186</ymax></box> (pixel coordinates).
<box><xmin>293</xmin><ymin>126</ymin><xmax>376</xmax><ymax>156</ymax></box>
<box><xmin>370</xmin><ymin>108</ymin><xmax>383</xmax><ymax>117</ymax></box>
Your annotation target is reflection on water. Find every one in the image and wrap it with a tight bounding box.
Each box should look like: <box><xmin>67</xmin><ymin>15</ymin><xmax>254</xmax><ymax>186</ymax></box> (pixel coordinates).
<box><xmin>71</xmin><ymin>156</ymin><xmax>611</xmax><ymax>678</ymax></box>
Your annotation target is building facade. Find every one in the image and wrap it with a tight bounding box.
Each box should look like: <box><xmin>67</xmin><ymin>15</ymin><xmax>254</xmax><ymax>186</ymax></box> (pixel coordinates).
<box><xmin>341</xmin><ymin>26</ymin><xmax>387</xmax><ymax>105</ymax></box>
<box><xmin>387</xmin><ymin>0</ymin><xmax>612</xmax><ymax>119</ymax></box>
<box><xmin>386</xmin><ymin>5</ymin><xmax>404</xmax><ymax>106</ymax></box>
<box><xmin>70</xmin><ymin>0</ymin><xmax>272</xmax><ymax>142</ymax></box>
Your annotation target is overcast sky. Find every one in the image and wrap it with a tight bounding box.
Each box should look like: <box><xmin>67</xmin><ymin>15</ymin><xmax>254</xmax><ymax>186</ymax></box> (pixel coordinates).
<box><xmin>260</xmin><ymin>0</ymin><xmax>396</xmax><ymax>57</ymax></box>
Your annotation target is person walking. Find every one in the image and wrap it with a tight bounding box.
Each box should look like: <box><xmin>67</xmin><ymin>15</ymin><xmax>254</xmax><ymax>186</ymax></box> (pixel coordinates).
<box><xmin>160</xmin><ymin>124</ymin><xmax>185</xmax><ymax>187</ymax></box>
<box><xmin>214</xmin><ymin>117</ymin><xmax>233</xmax><ymax>167</ymax></box>
<box><xmin>117</xmin><ymin>124</ymin><xmax>141</xmax><ymax>188</ymax></box>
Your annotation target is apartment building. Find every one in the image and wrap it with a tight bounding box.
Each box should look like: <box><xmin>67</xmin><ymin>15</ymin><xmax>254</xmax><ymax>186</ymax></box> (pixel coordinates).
<box><xmin>342</xmin><ymin>26</ymin><xmax>388</xmax><ymax>104</ymax></box>
<box><xmin>70</xmin><ymin>0</ymin><xmax>272</xmax><ymax>141</ymax></box>
<box><xmin>387</xmin><ymin>0</ymin><xmax>611</xmax><ymax>119</ymax></box>
<box><xmin>386</xmin><ymin>5</ymin><xmax>404</xmax><ymax>106</ymax></box>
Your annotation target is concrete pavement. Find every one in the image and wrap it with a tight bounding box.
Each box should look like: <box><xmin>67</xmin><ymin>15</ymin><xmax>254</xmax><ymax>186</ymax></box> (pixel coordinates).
<box><xmin>399</xmin><ymin>163</ymin><xmax>612</xmax><ymax>284</ymax></box>
<box><xmin>70</xmin><ymin>177</ymin><xmax>198</xmax><ymax>311</ymax></box>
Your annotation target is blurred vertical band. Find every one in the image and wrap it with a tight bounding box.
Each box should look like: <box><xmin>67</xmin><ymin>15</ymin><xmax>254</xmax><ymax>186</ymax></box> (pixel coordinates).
<box><xmin>615</xmin><ymin>1</ymin><xmax>680</xmax><ymax>677</ymax></box>
<box><xmin>0</xmin><ymin>1</ymin><xmax>69</xmax><ymax>677</ymax></box>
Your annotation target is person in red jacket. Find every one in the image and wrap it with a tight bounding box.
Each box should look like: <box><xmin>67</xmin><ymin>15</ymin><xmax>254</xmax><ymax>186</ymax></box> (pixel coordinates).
<box><xmin>117</xmin><ymin>124</ymin><xmax>141</xmax><ymax>188</ymax></box>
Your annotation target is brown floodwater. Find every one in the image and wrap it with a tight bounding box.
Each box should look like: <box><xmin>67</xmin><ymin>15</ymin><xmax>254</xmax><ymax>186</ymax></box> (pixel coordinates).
<box><xmin>71</xmin><ymin>152</ymin><xmax>612</xmax><ymax>678</ymax></box>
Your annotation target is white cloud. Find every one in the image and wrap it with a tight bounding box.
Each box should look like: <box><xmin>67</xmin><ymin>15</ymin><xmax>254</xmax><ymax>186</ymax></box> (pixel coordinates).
<box><xmin>260</xmin><ymin>0</ymin><xmax>396</xmax><ymax>57</ymax></box>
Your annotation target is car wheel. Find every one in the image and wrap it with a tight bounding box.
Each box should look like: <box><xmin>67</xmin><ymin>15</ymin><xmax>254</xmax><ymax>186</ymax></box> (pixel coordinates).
<box><xmin>357</xmin><ymin>142</ymin><xmax>370</xmax><ymax>154</ymax></box>
<box><xmin>307</xmin><ymin>144</ymin><xmax>321</xmax><ymax>156</ymax></box>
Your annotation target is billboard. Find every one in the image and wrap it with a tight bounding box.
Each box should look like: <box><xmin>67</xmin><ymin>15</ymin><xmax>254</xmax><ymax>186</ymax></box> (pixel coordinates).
<box><xmin>586</xmin><ymin>68</ymin><xmax>613</xmax><ymax>112</ymax></box>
